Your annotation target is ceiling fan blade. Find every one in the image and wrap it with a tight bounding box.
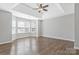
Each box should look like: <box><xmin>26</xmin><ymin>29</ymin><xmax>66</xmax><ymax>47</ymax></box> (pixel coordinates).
<box><xmin>43</xmin><ymin>9</ymin><xmax>48</xmax><ymax>11</ymax></box>
<box><xmin>43</xmin><ymin>5</ymin><xmax>48</xmax><ymax>8</ymax></box>
<box><xmin>40</xmin><ymin>4</ymin><xmax>43</xmax><ymax>8</ymax></box>
<box><xmin>38</xmin><ymin>10</ymin><xmax>41</xmax><ymax>13</ymax></box>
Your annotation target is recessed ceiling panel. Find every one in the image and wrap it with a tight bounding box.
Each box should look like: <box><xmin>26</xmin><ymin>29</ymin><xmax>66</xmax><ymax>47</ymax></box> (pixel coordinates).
<box><xmin>13</xmin><ymin>3</ymin><xmax>42</xmax><ymax>18</ymax></box>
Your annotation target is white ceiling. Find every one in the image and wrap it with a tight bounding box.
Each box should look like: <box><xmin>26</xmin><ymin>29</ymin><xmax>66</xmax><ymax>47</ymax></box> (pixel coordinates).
<box><xmin>42</xmin><ymin>3</ymin><xmax>74</xmax><ymax>19</ymax></box>
<box><xmin>0</xmin><ymin>3</ymin><xmax>16</xmax><ymax>10</ymax></box>
<box><xmin>13</xmin><ymin>3</ymin><xmax>42</xmax><ymax>18</ymax></box>
<box><xmin>0</xmin><ymin>3</ymin><xmax>74</xmax><ymax>20</ymax></box>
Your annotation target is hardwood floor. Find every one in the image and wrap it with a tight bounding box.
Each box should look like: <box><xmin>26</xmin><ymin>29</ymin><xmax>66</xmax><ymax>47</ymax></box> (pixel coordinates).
<box><xmin>0</xmin><ymin>43</ymin><xmax>12</xmax><ymax>55</ymax></box>
<box><xmin>0</xmin><ymin>37</ymin><xmax>77</xmax><ymax>55</ymax></box>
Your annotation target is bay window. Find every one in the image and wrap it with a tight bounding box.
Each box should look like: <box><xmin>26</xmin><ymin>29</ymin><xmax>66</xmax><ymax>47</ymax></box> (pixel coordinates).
<box><xmin>12</xmin><ymin>18</ymin><xmax>37</xmax><ymax>34</ymax></box>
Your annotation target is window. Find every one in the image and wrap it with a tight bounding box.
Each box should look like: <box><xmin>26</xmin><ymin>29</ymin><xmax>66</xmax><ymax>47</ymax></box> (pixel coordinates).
<box><xmin>17</xmin><ymin>21</ymin><xmax>31</xmax><ymax>33</ymax></box>
<box><xmin>12</xmin><ymin>18</ymin><xmax>37</xmax><ymax>34</ymax></box>
<box><xmin>25</xmin><ymin>22</ymin><xmax>30</xmax><ymax>33</ymax></box>
<box><xmin>12</xmin><ymin>20</ymin><xmax>16</xmax><ymax>34</ymax></box>
<box><xmin>18</xmin><ymin>21</ymin><xmax>25</xmax><ymax>27</ymax></box>
<box><xmin>17</xmin><ymin>21</ymin><xmax>25</xmax><ymax>33</ymax></box>
<box><xmin>31</xmin><ymin>21</ymin><xmax>36</xmax><ymax>32</ymax></box>
<box><xmin>25</xmin><ymin>22</ymin><xmax>30</xmax><ymax>27</ymax></box>
<box><xmin>18</xmin><ymin>28</ymin><xmax>25</xmax><ymax>33</ymax></box>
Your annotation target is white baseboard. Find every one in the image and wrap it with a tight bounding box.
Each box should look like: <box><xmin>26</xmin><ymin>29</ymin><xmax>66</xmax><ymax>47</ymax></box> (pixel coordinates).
<box><xmin>74</xmin><ymin>46</ymin><xmax>79</xmax><ymax>49</ymax></box>
<box><xmin>0</xmin><ymin>35</ymin><xmax>74</xmax><ymax>45</ymax></box>
<box><xmin>0</xmin><ymin>40</ymin><xmax>14</xmax><ymax>45</ymax></box>
<box><xmin>42</xmin><ymin>35</ymin><xmax>74</xmax><ymax>42</ymax></box>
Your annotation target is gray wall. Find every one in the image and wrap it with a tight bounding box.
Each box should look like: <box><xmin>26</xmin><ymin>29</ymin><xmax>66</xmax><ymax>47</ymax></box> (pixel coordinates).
<box><xmin>74</xmin><ymin>4</ymin><xmax>79</xmax><ymax>49</ymax></box>
<box><xmin>42</xmin><ymin>14</ymin><xmax>74</xmax><ymax>41</ymax></box>
<box><xmin>0</xmin><ymin>10</ymin><xmax>12</xmax><ymax>43</ymax></box>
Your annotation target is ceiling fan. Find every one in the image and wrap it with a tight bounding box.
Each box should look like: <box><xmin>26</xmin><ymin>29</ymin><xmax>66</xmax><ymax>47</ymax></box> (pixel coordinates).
<box><xmin>35</xmin><ymin>3</ymin><xmax>49</xmax><ymax>13</ymax></box>
<box><xmin>23</xmin><ymin>3</ymin><xmax>49</xmax><ymax>13</ymax></box>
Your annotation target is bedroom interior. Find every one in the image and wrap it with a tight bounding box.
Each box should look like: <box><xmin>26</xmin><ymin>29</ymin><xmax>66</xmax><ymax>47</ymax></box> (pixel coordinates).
<box><xmin>0</xmin><ymin>3</ymin><xmax>79</xmax><ymax>55</ymax></box>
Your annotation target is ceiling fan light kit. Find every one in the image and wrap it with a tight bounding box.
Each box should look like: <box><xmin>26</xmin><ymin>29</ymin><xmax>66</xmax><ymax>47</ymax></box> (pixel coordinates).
<box><xmin>36</xmin><ymin>3</ymin><xmax>49</xmax><ymax>13</ymax></box>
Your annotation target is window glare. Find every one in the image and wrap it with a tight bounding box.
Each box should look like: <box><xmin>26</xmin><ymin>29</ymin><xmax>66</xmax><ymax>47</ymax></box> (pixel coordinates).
<box><xmin>12</xmin><ymin>20</ymin><xmax>16</xmax><ymax>27</ymax></box>
<box><xmin>12</xmin><ymin>19</ymin><xmax>37</xmax><ymax>34</ymax></box>
<box><xmin>18</xmin><ymin>21</ymin><xmax>25</xmax><ymax>27</ymax></box>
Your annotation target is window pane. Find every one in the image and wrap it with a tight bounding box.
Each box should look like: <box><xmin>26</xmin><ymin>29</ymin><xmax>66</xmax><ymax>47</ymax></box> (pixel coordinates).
<box><xmin>31</xmin><ymin>21</ymin><xmax>36</xmax><ymax>32</ymax></box>
<box><xmin>25</xmin><ymin>28</ymin><xmax>30</xmax><ymax>33</ymax></box>
<box><xmin>25</xmin><ymin>22</ymin><xmax>30</xmax><ymax>27</ymax></box>
<box><xmin>12</xmin><ymin>20</ymin><xmax>16</xmax><ymax>34</ymax></box>
<box><xmin>31</xmin><ymin>28</ymin><xmax>36</xmax><ymax>32</ymax></box>
<box><xmin>18</xmin><ymin>21</ymin><xmax>25</xmax><ymax>27</ymax></box>
<box><xmin>25</xmin><ymin>21</ymin><xmax>30</xmax><ymax>33</ymax></box>
<box><xmin>12</xmin><ymin>20</ymin><xmax>16</xmax><ymax>27</ymax></box>
<box><xmin>31</xmin><ymin>22</ymin><xmax>36</xmax><ymax>28</ymax></box>
<box><xmin>12</xmin><ymin>28</ymin><xmax>16</xmax><ymax>34</ymax></box>
<box><xmin>18</xmin><ymin>28</ymin><xmax>25</xmax><ymax>33</ymax></box>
